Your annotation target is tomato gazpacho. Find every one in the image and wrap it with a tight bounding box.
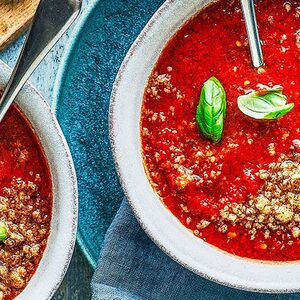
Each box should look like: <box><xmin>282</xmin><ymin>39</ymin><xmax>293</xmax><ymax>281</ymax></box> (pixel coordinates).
<box><xmin>141</xmin><ymin>0</ymin><xmax>300</xmax><ymax>261</ymax></box>
<box><xmin>0</xmin><ymin>94</ymin><xmax>52</xmax><ymax>299</ymax></box>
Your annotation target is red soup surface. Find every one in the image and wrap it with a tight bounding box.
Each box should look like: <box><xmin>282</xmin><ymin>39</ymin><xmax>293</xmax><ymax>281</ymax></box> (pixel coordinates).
<box><xmin>141</xmin><ymin>0</ymin><xmax>300</xmax><ymax>261</ymax></box>
<box><xmin>0</xmin><ymin>101</ymin><xmax>52</xmax><ymax>299</ymax></box>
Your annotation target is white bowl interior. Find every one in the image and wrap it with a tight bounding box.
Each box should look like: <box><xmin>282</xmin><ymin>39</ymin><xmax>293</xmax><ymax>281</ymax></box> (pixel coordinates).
<box><xmin>0</xmin><ymin>61</ymin><xmax>77</xmax><ymax>299</ymax></box>
<box><xmin>110</xmin><ymin>0</ymin><xmax>300</xmax><ymax>293</ymax></box>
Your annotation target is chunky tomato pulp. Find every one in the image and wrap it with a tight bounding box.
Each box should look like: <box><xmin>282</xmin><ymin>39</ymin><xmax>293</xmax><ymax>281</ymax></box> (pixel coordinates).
<box><xmin>0</xmin><ymin>106</ymin><xmax>52</xmax><ymax>197</ymax></box>
<box><xmin>0</xmin><ymin>103</ymin><xmax>52</xmax><ymax>299</ymax></box>
<box><xmin>141</xmin><ymin>0</ymin><xmax>300</xmax><ymax>260</ymax></box>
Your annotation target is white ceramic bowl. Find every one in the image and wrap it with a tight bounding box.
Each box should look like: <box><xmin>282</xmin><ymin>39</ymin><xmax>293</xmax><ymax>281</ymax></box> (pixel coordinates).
<box><xmin>0</xmin><ymin>60</ymin><xmax>77</xmax><ymax>299</ymax></box>
<box><xmin>110</xmin><ymin>0</ymin><xmax>300</xmax><ymax>293</ymax></box>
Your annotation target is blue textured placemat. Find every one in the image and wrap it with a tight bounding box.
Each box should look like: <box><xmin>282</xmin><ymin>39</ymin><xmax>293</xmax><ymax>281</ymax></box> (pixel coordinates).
<box><xmin>53</xmin><ymin>0</ymin><xmax>165</xmax><ymax>268</ymax></box>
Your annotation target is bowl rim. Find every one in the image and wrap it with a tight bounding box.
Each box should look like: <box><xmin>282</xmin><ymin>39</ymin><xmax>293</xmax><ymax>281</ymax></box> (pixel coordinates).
<box><xmin>0</xmin><ymin>60</ymin><xmax>78</xmax><ymax>299</ymax></box>
<box><xmin>109</xmin><ymin>0</ymin><xmax>300</xmax><ymax>294</ymax></box>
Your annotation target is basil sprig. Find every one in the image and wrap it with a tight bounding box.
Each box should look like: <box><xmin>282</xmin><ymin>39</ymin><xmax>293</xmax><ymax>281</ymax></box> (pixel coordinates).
<box><xmin>237</xmin><ymin>85</ymin><xmax>294</xmax><ymax>120</ymax></box>
<box><xmin>196</xmin><ymin>77</ymin><xmax>226</xmax><ymax>143</ymax></box>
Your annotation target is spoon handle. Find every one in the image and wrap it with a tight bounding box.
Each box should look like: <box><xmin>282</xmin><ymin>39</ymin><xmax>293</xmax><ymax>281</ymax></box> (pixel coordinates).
<box><xmin>240</xmin><ymin>0</ymin><xmax>264</xmax><ymax>68</ymax></box>
<box><xmin>0</xmin><ymin>0</ymin><xmax>82</xmax><ymax>122</ymax></box>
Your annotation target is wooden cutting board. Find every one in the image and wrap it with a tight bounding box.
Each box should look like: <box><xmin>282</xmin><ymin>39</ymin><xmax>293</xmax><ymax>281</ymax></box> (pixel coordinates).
<box><xmin>0</xmin><ymin>0</ymin><xmax>40</xmax><ymax>51</ymax></box>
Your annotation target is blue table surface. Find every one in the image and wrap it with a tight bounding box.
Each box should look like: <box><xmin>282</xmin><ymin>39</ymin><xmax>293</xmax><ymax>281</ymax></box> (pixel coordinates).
<box><xmin>53</xmin><ymin>0</ymin><xmax>165</xmax><ymax>269</ymax></box>
<box><xmin>0</xmin><ymin>1</ymin><xmax>94</xmax><ymax>299</ymax></box>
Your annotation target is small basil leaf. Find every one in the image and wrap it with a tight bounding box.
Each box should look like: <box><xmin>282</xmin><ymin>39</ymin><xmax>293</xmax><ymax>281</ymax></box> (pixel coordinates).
<box><xmin>0</xmin><ymin>225</ymin><xmax>8</xmax><ymax>241</ymax></box>
<box><xmin>264</xmin><ymin>103</ymin><xmax>294</xmax><ymax>119</ymax></box>
<box><xmin>238</xmin><ymin>86</ymin><xmax>294</xmax><ymax>120</ymax></box>
<box><xmin>196</xmin><ymin>76</ymin><xmax>226</xmax><ymax>143</ymax></box>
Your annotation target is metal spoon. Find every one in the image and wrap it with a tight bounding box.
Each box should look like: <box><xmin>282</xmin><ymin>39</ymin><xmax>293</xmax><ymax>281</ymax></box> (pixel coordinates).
<box><xmin>0</xmin><ymin>0</ymin><xmax>82</xmax><ymax>122</ymax></box>
<box><xmin>240</xmin><ymin>0</ymin><xmax>264</xmax><ymax>68</ymax></box>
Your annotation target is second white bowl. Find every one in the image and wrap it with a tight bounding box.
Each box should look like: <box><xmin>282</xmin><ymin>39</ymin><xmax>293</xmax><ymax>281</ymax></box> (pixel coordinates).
<box><xmin>110</xmin><ymin>0</ymin><xmax>300</xmax><ymax>293</ymax></box>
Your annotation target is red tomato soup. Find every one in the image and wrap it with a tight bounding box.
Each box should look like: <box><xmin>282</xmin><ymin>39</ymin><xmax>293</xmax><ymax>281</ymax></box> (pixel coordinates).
<box><xmin>0</xmin><ymin>101</ymin><xmax>52</xmax><ymax>299</ymax></box>
<box><xmin>141</xmin><ymin>0</ymin><xmax>300</xmax><ymax>261</ymax></box>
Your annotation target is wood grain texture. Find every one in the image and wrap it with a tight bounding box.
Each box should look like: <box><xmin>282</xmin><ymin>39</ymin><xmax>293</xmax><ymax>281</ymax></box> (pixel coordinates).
<box><xmin>53</xmin><ymin>245</ymin><xmax>93</xmax><ymax>300</ymax></box>
<box><xmin>0</xmin><ymin>0</ymin><xmax>40</xmax><ymax>51</ymax></box>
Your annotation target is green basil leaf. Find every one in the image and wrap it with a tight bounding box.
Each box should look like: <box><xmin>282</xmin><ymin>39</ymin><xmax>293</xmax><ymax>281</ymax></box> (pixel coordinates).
<box><xmin>196</xmin><ymin>76</ymin><xmax>226</xmax><ymax>143</ymax></box>
<box><xmin>238</xmin><ymin>85</ymin><xmax>294</xmax><ymax>120</ymax></box>
<box><xmin>0</xmin><ymin>225</ymin><xmax>8</xmax><ymax>241</ymax></box>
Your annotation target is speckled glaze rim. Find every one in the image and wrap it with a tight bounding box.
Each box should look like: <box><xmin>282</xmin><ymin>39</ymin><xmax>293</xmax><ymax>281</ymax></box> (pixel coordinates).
<box><xmin>0</xmin><ymin>60</ymin><xmax>78</xmax><ymax>299</ymax></box>
<box><xmin>109</xmin><ymin>0</ymin><xmax>300</xmax><ymax>294</ymax></box>
<box><xmin>52</xmin><ymin>0</ymin><xmax>100</xmax><ymax>270</ymax></box>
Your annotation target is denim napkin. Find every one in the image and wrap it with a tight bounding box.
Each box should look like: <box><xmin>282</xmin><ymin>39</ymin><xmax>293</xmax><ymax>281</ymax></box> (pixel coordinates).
<box><xmin>91</xmin><ymin>199</ymin><xmax>300</xmax><ymax>300</ymax></box>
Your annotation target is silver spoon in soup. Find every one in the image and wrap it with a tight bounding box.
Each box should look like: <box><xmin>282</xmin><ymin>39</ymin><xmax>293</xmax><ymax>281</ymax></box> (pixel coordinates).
<box><xmin>240</xmin><ymin>0</ymin><xmax>264</xmax><ymax>68</ymax></box>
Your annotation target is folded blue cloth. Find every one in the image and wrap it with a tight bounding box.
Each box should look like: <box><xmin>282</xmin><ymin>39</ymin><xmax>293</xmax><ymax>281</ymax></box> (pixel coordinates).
<box><xmin>91</xmin><ymin>199</ymin><xmax>299</xmax><ymax>300</ymax></box>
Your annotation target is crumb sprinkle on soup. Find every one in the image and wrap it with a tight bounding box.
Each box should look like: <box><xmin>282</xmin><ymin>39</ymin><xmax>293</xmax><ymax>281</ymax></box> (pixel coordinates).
<box><xmin>141</xmin><ymin>0</ymin><xmax>300</xmax><ymax>260</ymax></box>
